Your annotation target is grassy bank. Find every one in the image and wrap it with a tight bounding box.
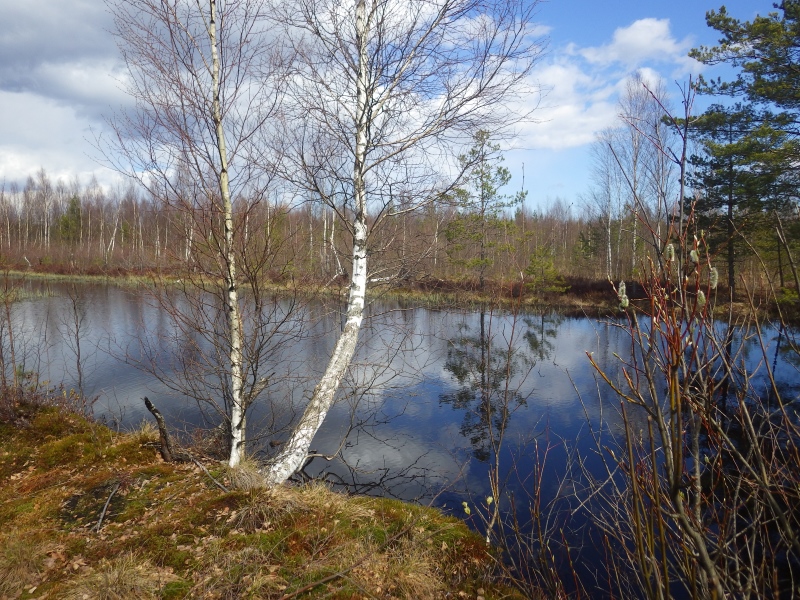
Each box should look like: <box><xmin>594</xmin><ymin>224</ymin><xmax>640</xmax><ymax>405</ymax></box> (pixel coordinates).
<box><xmin>0</xmin><ymin>395</ymin><xmax>523</xmax><ymax>599</ymax></box>
<box><xmin>5</xmin><ymin>265</ymin><xmax>796</xmax><ymax>323</ymax></box>
<box><xmin>2</xmin><ymin>266</ymin><xmax>620</xmax><ymax>314</ymax></box>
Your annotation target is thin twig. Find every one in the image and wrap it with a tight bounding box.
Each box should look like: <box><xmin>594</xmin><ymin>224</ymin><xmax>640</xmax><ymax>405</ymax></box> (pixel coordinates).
<box><xmin>93</xmin><ymin>481</ymin><xmax>121</xmax><ymax>533</ymax></box>
<box><xmin>191</xmin><ymin>458</ymin><xmax>229</xmax><ymax>493</ymax></box>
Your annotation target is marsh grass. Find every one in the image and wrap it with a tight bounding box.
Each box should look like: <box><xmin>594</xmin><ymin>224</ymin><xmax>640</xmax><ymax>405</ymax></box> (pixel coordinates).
<box><xmin>0</xmin><ymin>532</ymin><xmax>50</xmax><ymax>596</ymax></box>
<box><xmin>0</xmin><ymin>396</ymin><xmax>524</xmax><ymax>599</ymax></box>
<box><xmin>62</xmin><ymin>553</ymin><xmax>176</xmax><ymax>600</ymax></box>
<box><xmin>226</xmin><ymin>457</ymin><xmax>268</xmax><ymax>492</ymax></box>
<box><xmin>0</xmin><ymin>286</ymin><xmax>57</xmax><ymax>303</ymax></box>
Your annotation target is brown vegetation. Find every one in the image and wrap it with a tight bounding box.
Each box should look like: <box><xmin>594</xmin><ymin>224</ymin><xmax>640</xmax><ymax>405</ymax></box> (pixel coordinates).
<box><xmin>0</xmin><ymin>390</ymin><xmax>524</xmax><ymax>599</ymax></box>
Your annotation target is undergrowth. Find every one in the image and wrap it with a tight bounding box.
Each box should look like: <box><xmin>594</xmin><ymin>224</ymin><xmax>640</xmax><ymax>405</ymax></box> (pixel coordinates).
<box><xmin>0</xmin><ymin>395</ymin><xmax>522</xmax><ymax>599</ymax></box>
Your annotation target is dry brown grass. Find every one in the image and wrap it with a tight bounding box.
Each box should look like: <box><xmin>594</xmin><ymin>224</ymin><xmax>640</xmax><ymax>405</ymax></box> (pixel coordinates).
<box><xmin>233</xmin><ymin>480</ymin><xmax>378</xmax><ymax>534</ymax></box>
<box><xmin>130</xmin><ymin>420</ymin><xmax>159</xmax><ymax>446</ymax></box>
<box><xmin>0</xmin><ymin>402</ymin><xmax>527</xmax><ymax>599</ymax></box>
<box><xmin>226</xmin><ymin>458</ymin><xmax>268</xmax><ymax>492</ymax></box>
<box><xmin>186</xmin><ymin>544</ymin><xmax>287</xmax><ymax>599</ymax></box>
<box><xmin>349</xmin><ymin>537</ymin><xmax>445</xmax><ymax>599</ymax></box>
<box><xmin>0</xmin><ymin>531</ymin><xmax>50</xmax><ymax>596</ymax></box>
<box><xmin>61</xmin><ymin>553</ymin><xmax>175</xmax><ymax>600</ymax></box>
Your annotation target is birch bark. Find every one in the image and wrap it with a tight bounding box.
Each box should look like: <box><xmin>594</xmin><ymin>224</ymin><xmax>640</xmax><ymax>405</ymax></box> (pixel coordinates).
<box><xmin>207</xmin><ymin>0</ymin><xmax>246</xmax><ymax>467</ymax></box>
<box><xmin>264</xmin><ymin>0</ymin><xmax>370</xmax><ymax>485</ymax></box>
<box><xmin>262</xmin><ymin>0</ymin><xmax>542</xmax><ymax>485</ymax></box>
<box><xmin>108</xmin><ymin>0</ymin><xmax>288</xmax><ymax>469</ymax></box>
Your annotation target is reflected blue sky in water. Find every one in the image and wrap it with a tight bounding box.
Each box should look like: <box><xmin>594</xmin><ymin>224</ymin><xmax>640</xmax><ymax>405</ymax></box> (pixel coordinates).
<box><xmin>8</xmin><ymin>281</ymin><xmax>799</xmax><ymax>514</ymax></box>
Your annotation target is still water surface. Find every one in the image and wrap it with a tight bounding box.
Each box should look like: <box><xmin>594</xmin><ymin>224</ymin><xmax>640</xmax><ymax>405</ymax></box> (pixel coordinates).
<box><xmin>9</xmin><ymin>281</ymin><xmax>800</xmax><ymax>564</ymax></box>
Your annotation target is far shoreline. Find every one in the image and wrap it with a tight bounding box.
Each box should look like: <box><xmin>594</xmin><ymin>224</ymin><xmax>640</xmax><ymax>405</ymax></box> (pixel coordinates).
<box><xmin>1</xmin><ymin>265</ymin><xmax>795</xmax><ymax>325</ymax></box>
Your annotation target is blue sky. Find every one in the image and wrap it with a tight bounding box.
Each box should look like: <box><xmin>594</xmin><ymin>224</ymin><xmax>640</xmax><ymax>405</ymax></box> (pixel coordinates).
<box><xmin>508</xmin><ymin>0</ymin><xmax>763</xmax><ymax>211</ymax></box>
<box><xmin>0</xmin><ymin>0</ymin><xmax>769</xmax><ymax>209</ymax></box>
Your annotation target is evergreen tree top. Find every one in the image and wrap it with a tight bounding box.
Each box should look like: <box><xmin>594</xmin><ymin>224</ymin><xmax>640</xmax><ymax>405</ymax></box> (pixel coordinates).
<box><xmin>690</xmin><ymin>1</ymin><xmax>800</xmax><ymax>118</ymax></box>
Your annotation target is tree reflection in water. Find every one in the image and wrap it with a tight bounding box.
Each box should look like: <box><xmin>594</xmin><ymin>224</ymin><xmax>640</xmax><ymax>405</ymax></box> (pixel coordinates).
<box><xmin>440</xmin><ymin>306</ymin><xmax>562</xmax><ymax>462</ymax></box>
<box><xmin>438</xmin><ymin>303</ymin><xmax>576</xmax><ymax>595</ymax></box>
<box><xmin>440</xmin><ymin>305</ymin><xmax>533</xmax><ymax>462</ymax></box>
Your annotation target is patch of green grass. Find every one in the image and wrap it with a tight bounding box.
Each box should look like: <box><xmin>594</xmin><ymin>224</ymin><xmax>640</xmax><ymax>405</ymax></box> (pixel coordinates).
<box><xmin>122</xmin><ymin>526</ymin><xmax>192</xmax><ymax>571</ymax></box>
<box><xmin>101</xmin><ymin>439</ymin><xmax>153</xmax><ymax>465</ymax></box>
<box><xmin>162</xmin><ymin>579</ymin><xmax>192</xmax><ymax>600</ymax></box>
<box><xmin>37</xmin><ymin>432</ymin><xmax>101</xmax><ymax>468</ymax></box>
<box><xmin>30</xmin><ymin>407</ymin><xmax>92</xmax><ymax>439</ymax></box>
<box><xmin>0</xmin><ymin>499</ymin><xmax>38</xmax><ymax>524</ymax></box>
<box><xmin>115</xmin><ymin>496</ymin><xmax>148</xmax><ymax>522</ymax></box>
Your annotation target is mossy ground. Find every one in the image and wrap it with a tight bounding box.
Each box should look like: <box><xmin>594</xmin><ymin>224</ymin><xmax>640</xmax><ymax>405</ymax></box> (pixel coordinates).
<box><xmin>0</xmin><ymin>400</ymin><xmax>523</xmax><ymax>599</ymax></box>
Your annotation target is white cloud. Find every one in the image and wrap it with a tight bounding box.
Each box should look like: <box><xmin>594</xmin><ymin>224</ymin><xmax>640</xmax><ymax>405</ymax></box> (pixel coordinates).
<box><xmin>518</xmin><ymin>60</ymin><xmax>618</xmax><ymax>149</ymax></box>
<box><xmin>517</xmin><ymin>18</ymin><xmax>696</xmax><ymax>153</ymax></box>
<box><xmin>578</xmin><ymin>18</ymin><xmax>691</xmax><ymax>67</ymax></box>
<box><xmin>0</xmin><ymin>91</ymin><xmax>120</xmax><ymax>189</ymax></box>
<box><xmin>33</xmin><ymin>60</ymin><xmax>132</xmax><ymax>118</ymax></box>
<box><xmin>0</xmin><ymin>0</ymin><xmax>125</xmax><ymax>188</ymax></box>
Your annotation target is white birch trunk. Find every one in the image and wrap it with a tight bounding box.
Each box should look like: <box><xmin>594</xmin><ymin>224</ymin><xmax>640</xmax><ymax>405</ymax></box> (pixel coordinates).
<box><xmin>106</xmin><ymin>212</ymin><xmax>119</xmax><ymax>264</ymax></box>
<box><xmin>606</xmin><ymin>204</ymin><xmax>613</xmax><ymax>280</ymax></box>
<box><xmin>185</xmin><ymin>220</ymin><xmax>193</xmax><ymax>264</ymax></box>
<box><xmin>322</xmin><ymin>207</ymin><xmax>327</xmax><ymax>271</ymax></box>
<box><xmin>206</xmin><ymin>0</ymin><xmax>246</xmax><ymax>468</ymax></box>
<box><xmin>330</xmin><ymin>214</ymin><xmax>344</xmax><ymax>277</ymax></box>
<box><xmin>264</xmin><ymin>0</ymin><xmax>370</xmax><ymax>486</ymax></box>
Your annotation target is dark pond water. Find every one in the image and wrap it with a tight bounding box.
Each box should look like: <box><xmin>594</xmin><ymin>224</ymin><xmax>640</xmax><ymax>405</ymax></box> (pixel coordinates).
<box><xmin>7</xmin><ymin>280</ymin><xmax>800</xmax><ymax>590</ymax></box>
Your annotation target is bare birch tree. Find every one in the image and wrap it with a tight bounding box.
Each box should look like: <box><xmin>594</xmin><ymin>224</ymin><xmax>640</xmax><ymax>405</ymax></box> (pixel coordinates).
<box><xmin>107</xmin><ymin>0</ymin><xmax>289</xmax><ymax>467</ymax></box>
<box><xmin>585</xmin><ymin>73</ymin><xmax>677</xmax><ymax>280</ymax></box>
<box><xmin>587</xmin><ymin>128</ymin><xmax>625</xmax><ymax>280</ymax></box>
<box><xmin>613</xmin><ymin>73</ymin><xmax>676</xmax><ymax>262</ymax></box>
<box><xmin>263</xmin><ymin>0</ymin><xmax>545</xmax><ymax>484</ymax></box>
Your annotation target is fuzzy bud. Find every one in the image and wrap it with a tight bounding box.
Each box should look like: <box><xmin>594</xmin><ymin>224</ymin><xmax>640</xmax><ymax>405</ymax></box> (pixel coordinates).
<box><xmin>616</xmin><ymin>282</ymin><xmax>629</xmax><ymax>309</ymax></box>
<box><xmin>697</xmin><ymin>290</ymin><xmax>706</xmax><ymax>308</ymax></box>
<box><xmin>689</xmin><ymin>250</ymin><xmax>699</xmax><ymax>265</ymax></box>
<box><xmin>664</xmin><ymin>243</ymin><xmax>675</xmax><ymax>261</ymax></box>
<box><xmin>709</xmin><ymin>267</ymin><xmax>719</xmax><ymax>290</ymax></box>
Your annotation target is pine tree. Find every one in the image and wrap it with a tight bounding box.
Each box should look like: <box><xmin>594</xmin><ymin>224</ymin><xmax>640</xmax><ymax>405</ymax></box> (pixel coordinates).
<box><xmin>690</xmin><ymin>2</ymin><xmax>800</xmax><ymax>291</ymax></box>
<box><xmin>444</xmin><ymin>131</ymin><xmax>525</xmax><ymax>290</ymax></box>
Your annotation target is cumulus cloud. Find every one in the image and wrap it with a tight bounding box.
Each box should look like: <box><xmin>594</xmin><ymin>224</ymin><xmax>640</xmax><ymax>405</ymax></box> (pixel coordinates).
<box><xmin>0</xmin><ymin>91</ymin><xmax>110</xmax><ymax>186</ymax></box>
<box><xmin>0</xmin><ymin>1</ymin><xmax>117</xmax><ymax>95</ymax></box>
<box><xmin>578</xmin><ymin>18</ymin><xmax>692</xmax><ymax>67</ymax></box>
<box><xmin>0</xmin><ymin>5</ymin><xmax>701</xmax><ymax>194</ymax></box>
<box><xmin>518</xmin><ymin>61</ymin><xmax>618</xmax><ymax>149</ymax></box>
<box><xmin>0</xmin><ymin>0</ymin><xmax>125</xmax><ymax>186</ymax></box>
<box><xmin>518</xmin><ymin>18</ymin><xmax>696</xmax><ymax>153</ymax></box>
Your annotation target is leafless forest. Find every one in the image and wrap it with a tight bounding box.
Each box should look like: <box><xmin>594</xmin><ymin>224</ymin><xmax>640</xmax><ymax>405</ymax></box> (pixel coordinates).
<box><xmin>1</xmin><ymin>0</ymin><xmax>800</xmax><ymax>597</ymax></box>
<box><xmin>2</xmin><ymin>149</ymin><xmax>797</xmax><ymax>301</ymax></box>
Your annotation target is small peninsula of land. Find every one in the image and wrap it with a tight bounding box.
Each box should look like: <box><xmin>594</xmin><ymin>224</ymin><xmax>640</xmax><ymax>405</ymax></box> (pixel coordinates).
<box><xmin>0</xmin><ymin>394</ymin><xmax>524</xmax><ymax>599</ymax></box>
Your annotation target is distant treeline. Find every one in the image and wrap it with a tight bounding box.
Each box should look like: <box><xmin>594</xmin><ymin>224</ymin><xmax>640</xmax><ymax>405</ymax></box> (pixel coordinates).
<box><xmin>1</xmin><ymin>166</ymin><xmax>796</xmax><ymax>300</ymax></box>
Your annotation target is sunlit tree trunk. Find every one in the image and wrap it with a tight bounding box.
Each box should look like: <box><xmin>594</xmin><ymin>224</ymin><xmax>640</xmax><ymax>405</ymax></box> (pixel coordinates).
<box><xmin>204</xmin><ymin>0</ymin><xmax>247</xmax><ymax>467</ymax></box>
<box><xmin>264</xmin><ymin>0</ymin><xmax>370</xmax><ymax>484</ymax></box>
<box><xmin>264</xmin><ymin>0</ymin><xmax>541</xmax><ymax>485</ymax></box>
